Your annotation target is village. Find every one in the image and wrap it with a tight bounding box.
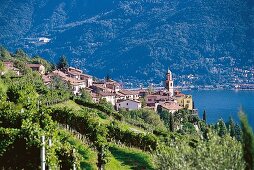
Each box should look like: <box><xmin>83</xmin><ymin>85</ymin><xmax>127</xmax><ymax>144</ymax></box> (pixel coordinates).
<box><xmin>1</xmin><ymin>60</ymin><xmax>196</xmax><ymax>114</ymax></box>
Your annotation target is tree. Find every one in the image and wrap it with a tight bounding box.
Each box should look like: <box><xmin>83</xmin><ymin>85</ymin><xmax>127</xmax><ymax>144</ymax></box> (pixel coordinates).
<box><xmin>80</xmin><ymin>89</ymin><xmax>93</xmax><ymax>103</ymax></box>
<box><xmin>155</xmin><ymin>132</ymin><xmax>244</xmax><ymax>170</ymax></box>
<box><xmin>139</xmin><ymin>97</ymin><xmax>146</xmax><ymax>108</ymax></box>
<box><xmin>105</xmin><ymin>74</ymin><xmax>111</xmax><ymax>82</ymax></box>
<box><xmin>235</xmin><ymin>123</ymin><xmax>242</xmax><ymax>142</ymax></box>
<box><xmin>170</xmin><ymin>113</ymin><xmax>174</xmax><ymax>132</ymax></box>
<box><xmin>14</xmin><ymin>49</ymin><xmax>30</xmax><ymax>61</ymax></box>
<box><xmin>228</xmin><ymin>116</ymin><xmax>236</xmax><ymax>138</ymax></box>
<box><xmin>32</xmin><ymin>55</ymin><xmax>54</xmax><ymax>72</ymax></box>
<box><xmin>0</xmin><ymin>79</ymin><xmax>7</xmax><ymax>100</ymax></box>
<box><xmin>0</xmin><ymin>46</ymin><xmax>12</xmax><ymax>60</ymax></box>
<box><xmin>181</xmin><ymin>122</ymin><xmax>196</xmax><ymax>135</ymax></box>
<box><xmin>239</xmin><ymin>111</ymin><xmax>254</xmax><ymax>169</ymax></box>
<box><xmin>216</xmin><ymin>119</ymin><xmax>227</xmax><ymax>137</ymax></box>
<box><xmin>203</xmin><ymin>110</ymin><xmax>207</xmax><ymax>123</ymax></box>
<box><xmin>57</xmin><ymin>55</ymin><xmax>68</xmax><ymax>70</ymax></box>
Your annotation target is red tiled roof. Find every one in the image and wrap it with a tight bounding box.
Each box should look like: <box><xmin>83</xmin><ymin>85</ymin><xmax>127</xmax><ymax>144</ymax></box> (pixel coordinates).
<box><xmin>98</xmin><ymin>91</ymin><xmax>115</xmax><ymax>97</ymax></box>
<box><xmin>160</xmin><ymin>102</ymin><xmax>183</xmax><ymax>110</ymax></box>
<box><xmin>52</xmin><ymin>70</ymin><xmax>86</xmax><ymax>85</ymax></box>
<box><xmin>119</xmin><ymin>90</ymin><xmax>139</xmax><ymax>95</ymax></box>
<box><xmin>81</xmin><ymin>73</ymin><xmax>92</xmax><ymax>78</ymax></box>
<box><xmin>105</xmin><ymin>80</ymin><xmax>121</xmax><ymax>86</ymax></box>
<box><xmin>116</xmin><ymin>99</ymin><xmax>141</xmax><ymax>104</ymax></box>
<box><xmin>175</xmin><ymin>93</ymin><xmax>185</xmax><ymax>97</ymax></box>
<box><xmin>27</xmin><ymin>64</ymin><xmax>44</xmax><ymax>68</ymax></box>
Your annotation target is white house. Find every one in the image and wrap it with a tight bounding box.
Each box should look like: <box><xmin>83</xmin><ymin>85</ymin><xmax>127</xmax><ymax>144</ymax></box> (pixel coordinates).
<box><xmin>116</xmin><ymin>99</ymin><xmax>141</xmax><ymax>111</ymax></box>
<box><xmin>98</xmin><ymin>91</ymin><xmax>116</xmax><ymax>106</ymax></box>
<box><xmin>70</xmin><ymin>80</ymin><xmax>87</xmax><ymax>95</ymax></box>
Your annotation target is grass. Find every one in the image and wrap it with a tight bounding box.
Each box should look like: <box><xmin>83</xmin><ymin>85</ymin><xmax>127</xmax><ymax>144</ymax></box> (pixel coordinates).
<box><xmin>117</xmin><ymin>121</ymin><xmax>147</xmax><ymax>134</ymax></box>
<box><xmin>59</xmin><ymin>129</ymin><xmax>97</xmax><ymax>170</ymax></box>
<box><xmin>51</xmin><ymin>100</ymin><xmax>83</xmax><ymax>111</ymax></box>
<box><xmin>106</xmin><ymin>144</ymin><xmax>155</xmax><ymax>170</ymax></box>
<box><xmin>105</xmin><ymin>154</ymin><xmax>132</xmax><ymax>170</ymax></box>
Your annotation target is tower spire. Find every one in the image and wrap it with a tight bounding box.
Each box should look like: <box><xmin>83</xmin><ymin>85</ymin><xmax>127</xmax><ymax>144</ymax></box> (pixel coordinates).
<box><xmin>165</xmin><ymin>67</ymin><xmax>174</xmax><ymax>96</ymax></box>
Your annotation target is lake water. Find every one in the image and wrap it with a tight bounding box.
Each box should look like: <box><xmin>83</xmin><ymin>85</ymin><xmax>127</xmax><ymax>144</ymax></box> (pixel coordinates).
<box><xmin>183</xmin><ymin>90</ymin><xmax>254</xmax><ymax>127</ymax></box>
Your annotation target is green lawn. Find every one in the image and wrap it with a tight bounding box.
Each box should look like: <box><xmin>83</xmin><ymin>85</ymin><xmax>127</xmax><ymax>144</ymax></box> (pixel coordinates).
<box><xmin>106</xmin><ymin>144</ymin><xmax>155</xmax><ymax>170</ymax></box>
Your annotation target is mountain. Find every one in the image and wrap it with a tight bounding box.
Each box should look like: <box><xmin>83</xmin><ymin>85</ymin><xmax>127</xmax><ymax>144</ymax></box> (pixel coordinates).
<box><xmin>0</xmin><ymin>0</ymin><xmax>253</xmax><ymax>87</ymax></box>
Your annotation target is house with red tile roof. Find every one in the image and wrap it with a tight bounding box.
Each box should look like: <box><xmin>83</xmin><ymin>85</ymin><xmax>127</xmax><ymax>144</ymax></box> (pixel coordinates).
<box><xmin>157</xmin><ymin>101</ymin><xmax>183</xmax><ymax>113</ymax></box>
<box><xmin>2</xmin><ymin>61</ymin><xmax>20</xmax><ymax>76</ymax></box>
<box><xmin>118</xmin><ymin>90</ymin><xmax>139</xmax><ymax>100</ymax></box>
<box><xmin>27</xmin><ymin>64</ymin><xmax>45</xmax><ymax>75</ymax></box>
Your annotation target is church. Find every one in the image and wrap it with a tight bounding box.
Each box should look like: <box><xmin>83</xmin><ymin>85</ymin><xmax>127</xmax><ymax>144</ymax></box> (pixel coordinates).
<box><xmin>165</xmin><ymin>68</ymin><xmax>174</xmax><ymax>97</ymax></box>
<box><xmin>164</xmin><ymin>68</ymin><xmax>194</xmax><ymax>111</ymax></box>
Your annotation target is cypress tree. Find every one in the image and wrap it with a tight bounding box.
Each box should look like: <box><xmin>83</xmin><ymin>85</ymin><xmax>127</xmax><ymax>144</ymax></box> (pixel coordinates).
<box><xmin>235</xmin><ymin>123</ymin><xmax>242</xmax><ymax>142</ymax></box>
<box><xmin>239</xmin><ymin>111</ymin><xmax>254</xmax><ymax>170</ymax></box>
<box><xmin>217</xmin><ymin>119</ymin><xmax>227</xmax><ymax>137</ymax></box>
<box><xmin>203</xmin><ymin>110</ymin><xmax>207</xmax><ymax>123</ymax></box>
<box><xmin>228</xmin><ymin>116</ymin><xmax>236</xmax><ymax>138</ymax></box>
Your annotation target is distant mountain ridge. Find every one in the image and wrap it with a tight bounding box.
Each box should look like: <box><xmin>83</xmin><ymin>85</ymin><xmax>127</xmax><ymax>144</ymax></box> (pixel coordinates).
<box><xmin>0</xmin><ymin>0</ymin><xmax>253</xmax><ymax>86</ymax></box>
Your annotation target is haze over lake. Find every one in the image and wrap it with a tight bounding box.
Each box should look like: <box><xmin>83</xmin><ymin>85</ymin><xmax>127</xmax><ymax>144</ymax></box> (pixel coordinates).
<box><xmin>184</xmin><ymin>90</ymin><xmax>254</xmax><ymax>127</ymax></box>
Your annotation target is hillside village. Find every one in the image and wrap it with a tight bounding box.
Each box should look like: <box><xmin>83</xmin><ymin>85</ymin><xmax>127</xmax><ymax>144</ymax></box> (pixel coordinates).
<box><xmin>1</xmin><ymin>59</ymin><xmax>196</xmax><ymax>115</ymax></box>
<box><xmin>0</xmin><ymin>49</ymin><xmax>249</xmax><ymax>170</ymax></box>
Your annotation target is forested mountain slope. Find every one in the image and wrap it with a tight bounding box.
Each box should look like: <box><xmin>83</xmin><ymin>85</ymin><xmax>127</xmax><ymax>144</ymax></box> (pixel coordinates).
<box><xmin>0</xmin><ymin>0</ymin><xmax>253</xmax><ymax>85</ymax></box>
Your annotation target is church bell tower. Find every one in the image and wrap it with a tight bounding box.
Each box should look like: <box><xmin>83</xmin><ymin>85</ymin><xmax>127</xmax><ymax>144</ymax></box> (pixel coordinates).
<box><xmin>165</xmin><ymin>68</ymin><xmax>174</xmax><ymax>96</ymax></box>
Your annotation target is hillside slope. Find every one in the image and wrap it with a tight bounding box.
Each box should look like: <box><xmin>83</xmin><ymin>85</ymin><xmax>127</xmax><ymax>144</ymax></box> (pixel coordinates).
<box><xmin>0</xmin><ymin>0</ymin><xmax>253</xmax><ymax>85</ymax></box>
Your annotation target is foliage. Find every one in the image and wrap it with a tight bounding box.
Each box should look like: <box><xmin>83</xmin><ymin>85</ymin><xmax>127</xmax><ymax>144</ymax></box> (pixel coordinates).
<box><xmin>80</xmin><ymin>89</ymin><xmax>93</xmax><ymax>103</ymax></box>
<box><xmin>59</xmin><ymin>129</ymin><xmax>97</xmax><ymax>170</ymax></box>
<box><xmin>0</xmin><ymin>79</ymin><xmax>7</xmax><ymax>100</ymax></box>
<box><xmin>179</xmin><ymin>122</ymin><xmax>197</xmax><ymax>135</ymax></box>
<box><xmin>57</xmin><ymin>55</ymin><xmax>68</xmax><ymax>70</ymax></box>
<box><xmin>155</xmin><ymin>132</ymin><xmax>245</xmax><ymax>170</ymax></box>
<box><xmin>120</xmin><ymin>109</ymin><xmax>166</xmax><ymax>131</ymax></box>
<box><xmin>0</xmin><ymin>69</ymin><xmax>78</xmax><ymax>169</ymax></box>
<box><xmin>215</xmin><ymin>119</ymin><xmax>227</xmax><ymax>137</ymax></box>
<box><xmin>0</xmin><ymin>46</ymin><xmax>12</xmax><ymax>60</ymax></box>
<box><xmin>39</xmin><ymin>76</ymin><xmax>72</xmax><ymax>105</ymax></box>
<box><xmin>50</xmin><ymin>107</ymin><xmax>109</xmax><ymax>169</ymax></box>
<box><xmin>32</xmin><ymin>55</ymin><xmax>54</xmax><ymax>72</ymax></box>
<box><xmin>75</xmin><ymin>98</ymin><xmax>122</xmax><ymax>120</ymax></box>
<box><xmin>108</xmin><ymin>121</ymin><xmax>158</xmax><ymax>151</ymax></box>
<box><xmin>14</xmin><ymin>49</ymin><xmax>30</xmax><ymax>61</ymax></box>
<box><xmin>239</xmin><ymin>111</ymin><xmax>254</xmax><ymax>170</ymax></box>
